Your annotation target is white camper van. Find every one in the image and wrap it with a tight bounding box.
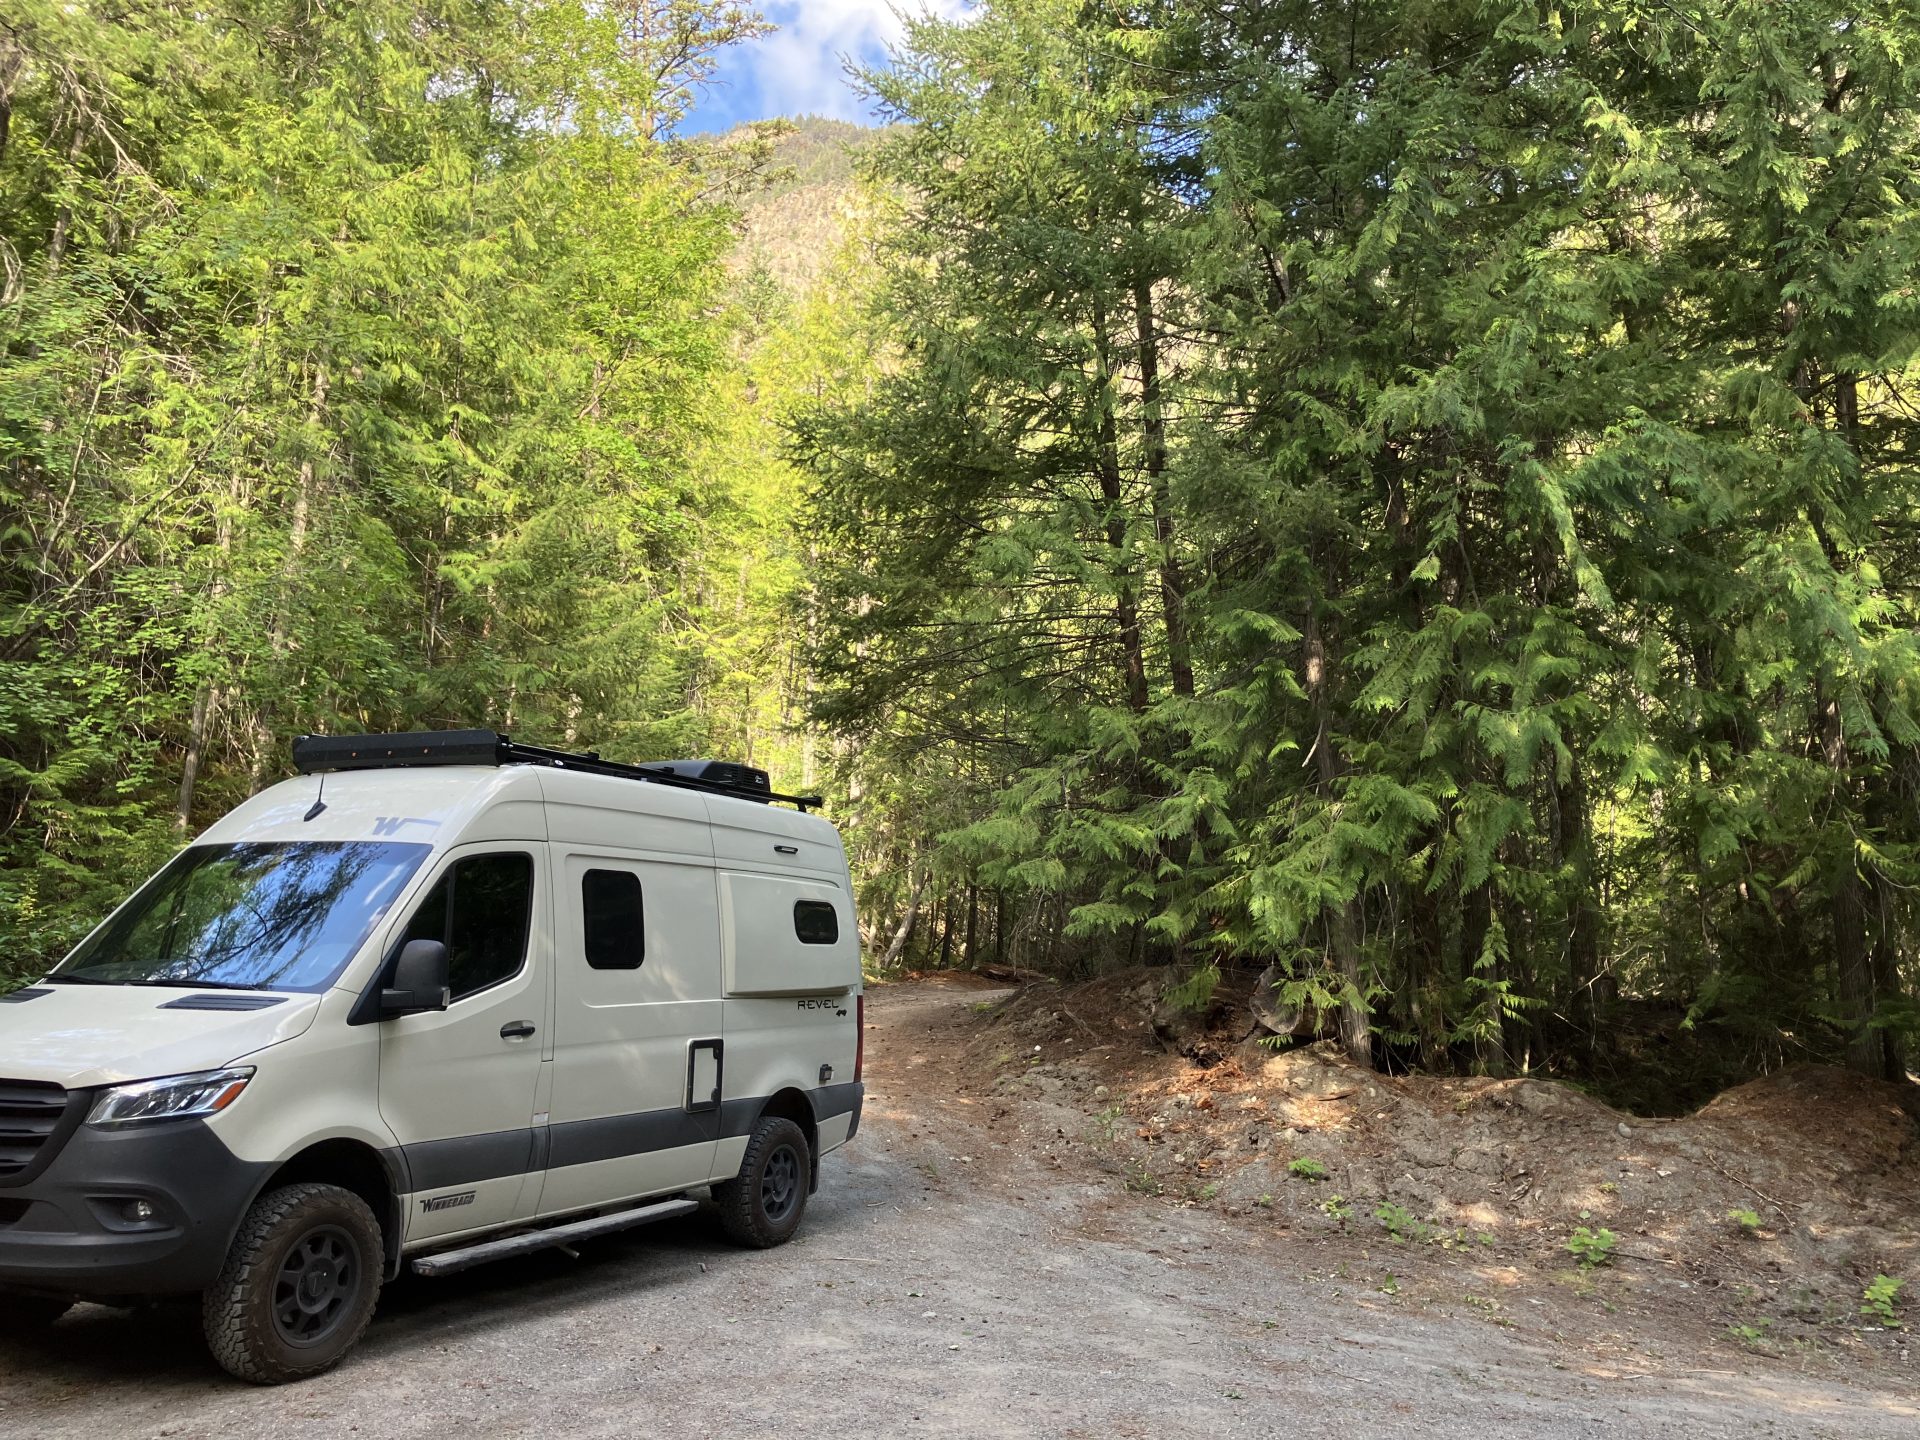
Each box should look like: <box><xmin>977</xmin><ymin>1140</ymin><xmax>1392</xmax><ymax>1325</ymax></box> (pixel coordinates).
<box><xmin>0</xmin><ymin>731</ymin><xmax>865</xmax><ymax>1383</ymax></box>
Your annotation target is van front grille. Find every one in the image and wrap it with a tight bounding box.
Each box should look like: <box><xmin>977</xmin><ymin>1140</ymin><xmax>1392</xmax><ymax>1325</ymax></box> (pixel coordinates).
<box><xmin>0</xmin><ymin>1080</ymin><xmax>71</xmax><ymax>1179</ymax></box>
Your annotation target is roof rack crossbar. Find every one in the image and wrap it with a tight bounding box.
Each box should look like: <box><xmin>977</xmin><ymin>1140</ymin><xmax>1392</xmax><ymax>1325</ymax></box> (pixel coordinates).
<box><xmin>291</xmin><ymin>730</ymin><xmax>825</xmax><ymax>813</ymax></box>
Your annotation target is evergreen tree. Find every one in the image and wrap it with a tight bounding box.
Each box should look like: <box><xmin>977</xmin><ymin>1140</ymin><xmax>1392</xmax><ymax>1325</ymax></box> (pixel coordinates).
<box><xmin>801</xmin><ymin>0</ymin><xmax>1920</xmax><ymax>1087</ymax></box>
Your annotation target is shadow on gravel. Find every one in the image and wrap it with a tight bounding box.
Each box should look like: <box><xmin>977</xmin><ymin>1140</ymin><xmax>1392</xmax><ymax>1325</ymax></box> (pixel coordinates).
<box><xmin>0</xmin><ymin>1183</ymin><xmax>878</xmax><ymax>1388</ymax></box>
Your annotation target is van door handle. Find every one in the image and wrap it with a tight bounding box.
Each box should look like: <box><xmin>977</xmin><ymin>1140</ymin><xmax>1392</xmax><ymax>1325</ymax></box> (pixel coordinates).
<box><xmin>500</xmin><ymin>1021</ymin><xmax>537</xmax><ymax>1041</ymax></box>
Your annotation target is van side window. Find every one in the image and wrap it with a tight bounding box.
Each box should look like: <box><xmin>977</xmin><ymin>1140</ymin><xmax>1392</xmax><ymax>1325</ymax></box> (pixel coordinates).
<box><xmin>399</xmin><ymin>853</ymin><xmax>534</xmax><ymax>1001</ymax></box>
<box><xmin>582</xmin><ymin>869</ymin><xmax>645</xmax><ymax>970</ymax></box>
<box><xmin>793</xmin><ymin>899</ymin><xmax>839</xmax><ymax>945</ymax></box>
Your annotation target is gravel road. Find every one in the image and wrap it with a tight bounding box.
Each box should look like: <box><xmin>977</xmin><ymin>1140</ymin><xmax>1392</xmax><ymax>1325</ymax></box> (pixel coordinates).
<box><xmin>1</xmin><ymin>979</ymin><xmax>1913</xmax><ymax>1439</ymax></box>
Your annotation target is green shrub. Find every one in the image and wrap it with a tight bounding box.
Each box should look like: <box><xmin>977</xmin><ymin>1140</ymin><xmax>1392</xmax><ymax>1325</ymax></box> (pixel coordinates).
<box><xmin>1567</xmin><ymin>1226</ymin><xmax>1617</xmax><ymax>1270</ymax></box>
<box><xmin>1861</xmin><ymin>1275</ymin><xmax>1904</xmax><ymax>1328</ymax></box>
<box><xmin>1374</xmin><ymin>1202</ymin><xmax>1430</xmax><ymax>1243</ymax></box>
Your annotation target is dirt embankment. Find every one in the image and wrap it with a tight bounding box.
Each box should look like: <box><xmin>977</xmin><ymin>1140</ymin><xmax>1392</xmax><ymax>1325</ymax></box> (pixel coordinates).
<box><xmin>933</xmin><ymin>968</ymin><xmax>1920</xmax><ymax>1368</ymax></box>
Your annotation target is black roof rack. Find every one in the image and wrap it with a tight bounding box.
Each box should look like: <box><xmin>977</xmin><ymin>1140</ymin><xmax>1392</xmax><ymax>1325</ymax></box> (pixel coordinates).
<box><xmin>291</xmin><ymin>730</ymin><xmax>824</xmax><ymax>813</ymax></box>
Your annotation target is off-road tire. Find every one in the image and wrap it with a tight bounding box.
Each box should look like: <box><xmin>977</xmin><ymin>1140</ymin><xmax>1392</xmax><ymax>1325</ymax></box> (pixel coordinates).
<box><xmin>202</xmin><ymin>1182</ymin><xmax>383</xmax><ymax>1384</ymax></box>
<box><xmin>0</xmin><ymin>1295</ymin><xmax>71</xmax><ymax>1335</ymax></box>
<box><xmin>714</xmin><ymin>1116</ymin><xmax>810</xmax><ymax>1248</ymax></box>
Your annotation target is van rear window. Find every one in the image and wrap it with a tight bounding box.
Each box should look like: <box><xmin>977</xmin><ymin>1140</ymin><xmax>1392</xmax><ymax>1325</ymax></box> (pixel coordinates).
<box><xmin>583</xmin><ymin>869</ymin><xmax>645</xmax><ymax>970</ymax></box>
<box><xmin>793</xmin><ymin>899</ymin><xmax>839</xmax><ymax>946</ymax></box>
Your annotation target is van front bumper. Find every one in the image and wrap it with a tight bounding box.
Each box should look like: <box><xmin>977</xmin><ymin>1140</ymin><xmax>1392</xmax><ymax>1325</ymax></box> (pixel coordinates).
<box><xmin>0</xmin><ymin>1118</ymin><xmax>268</xmax><ymax>1300</ymax></box>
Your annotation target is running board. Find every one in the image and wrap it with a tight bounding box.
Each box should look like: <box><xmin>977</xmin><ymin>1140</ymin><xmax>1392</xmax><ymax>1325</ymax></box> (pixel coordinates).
<box><xmin>410</xmin><ymin>1198</ymin><xmax>699</xmax><ymax>1278</ymax></box>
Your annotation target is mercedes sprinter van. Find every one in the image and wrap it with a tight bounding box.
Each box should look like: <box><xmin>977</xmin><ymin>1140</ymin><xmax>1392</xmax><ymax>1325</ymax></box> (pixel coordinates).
<box><xmin>0</xmin><ymin>731</ymin><xmax>864</xmax><ymax>1383</ymax></box>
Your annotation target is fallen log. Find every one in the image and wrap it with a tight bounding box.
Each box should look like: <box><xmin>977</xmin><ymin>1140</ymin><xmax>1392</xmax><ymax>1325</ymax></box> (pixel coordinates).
<box><xmin>974</xmin><ymin>962</ymin><xmax>1049</xmax><ymax>985</ymax></box>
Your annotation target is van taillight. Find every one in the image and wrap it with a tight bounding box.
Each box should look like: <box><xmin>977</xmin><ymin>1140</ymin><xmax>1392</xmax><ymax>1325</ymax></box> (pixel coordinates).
<box><xmin>854</xmin><ymin>994</ymin><xmax>865</xmax><ymax>1081</ymax></box>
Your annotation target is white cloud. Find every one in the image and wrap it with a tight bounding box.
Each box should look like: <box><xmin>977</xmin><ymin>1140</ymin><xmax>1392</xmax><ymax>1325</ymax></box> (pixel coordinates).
<box><xmin>725</xmin><ymin>1</ymin><xmax>973</xmax><ymax>125</ymax></box>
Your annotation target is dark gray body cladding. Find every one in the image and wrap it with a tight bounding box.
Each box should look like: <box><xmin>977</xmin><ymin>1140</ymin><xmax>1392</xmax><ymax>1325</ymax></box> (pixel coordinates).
<box><xmin>392</xmin><ymin>1083</ymin><xmax>865</xmax><ymax>1194</ymax></box>
<box><xmin>0</xmin><ymin>1117</ymin><xmax>272</xmax><ymax>1298</ymax></box>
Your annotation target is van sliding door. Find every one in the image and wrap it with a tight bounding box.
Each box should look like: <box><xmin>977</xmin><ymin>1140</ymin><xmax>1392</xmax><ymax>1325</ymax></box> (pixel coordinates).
<box><xmin>531</xmin><ymin>854</ymin><xmax>724</xmax><ymax>1218</ymax></box>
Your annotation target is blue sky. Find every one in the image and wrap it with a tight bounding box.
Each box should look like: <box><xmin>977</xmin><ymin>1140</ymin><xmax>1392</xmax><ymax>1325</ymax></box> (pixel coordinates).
<box><xmin>680</xmin><ymin>2</ymin><xmax>972</xmax><ymax>135</ymax></box>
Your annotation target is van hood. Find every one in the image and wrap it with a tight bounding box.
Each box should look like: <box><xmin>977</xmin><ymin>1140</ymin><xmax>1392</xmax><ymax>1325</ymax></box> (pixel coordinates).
<box><xmin>0</xmin><ymin>984</ymin><xmax>323</xmax><ymax>1090</ymax></box>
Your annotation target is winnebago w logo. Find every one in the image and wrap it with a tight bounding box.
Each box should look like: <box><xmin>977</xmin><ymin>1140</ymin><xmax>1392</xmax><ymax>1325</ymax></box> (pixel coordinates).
<box><xmin>420</xmin><ymin>1191</ymin><xmax>476</xmax><ymax>1214</ymax></box>
<box><xmin>372</xmin><ymin>815</ymin><xmax>440</xmax><ymax>837</ymax></box>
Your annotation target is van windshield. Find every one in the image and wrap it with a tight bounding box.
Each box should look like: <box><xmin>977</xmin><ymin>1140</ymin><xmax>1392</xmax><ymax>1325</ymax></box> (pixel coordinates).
<box><xmin>50</xmin><ymin>841</ymin><xmax>431</xmax><ymax>993</ymax></box>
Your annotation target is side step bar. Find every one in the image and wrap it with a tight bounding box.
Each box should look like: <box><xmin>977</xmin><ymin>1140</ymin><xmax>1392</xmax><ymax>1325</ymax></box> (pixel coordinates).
<box><xmin>411</xmin><ymin>1198</ymin><xmax>699</xmax><ymax>1278</ymax></box>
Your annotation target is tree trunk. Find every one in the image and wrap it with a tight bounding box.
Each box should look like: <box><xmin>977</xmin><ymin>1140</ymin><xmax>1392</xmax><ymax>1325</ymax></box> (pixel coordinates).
<box><xmin>878</xmin><ymin>873</ymin><xmax>929</xmax><ymax>971</ymax></box>
<box><xmin>1868</xmin><ymin>870</ymin><xmax>1908</xmax><ymax>1082</ymax></box>
<box><xmin>1407</xmin><ymin>877</ymin><xmax>1450</xmax><ymax>1072</ymax></box>
<box><xmin>178</xmin><ymin>504</ymin><xmax>235</xmax><ymax>830</ymax></box>
<box><xmin>1460</xmin><ymin>881</ymin><xmax>1508</xmax><ymax>1077</ymax></box>
<box><xmin>1134</xmin><ymin>280</ymin><xmax>1193</xmax><ymax>698</ymax></box>
<box><xmin>175</xmin><ymin>685</ymin><xmax>217</xmax><ymax>832</ymax></box>
<box><xmin>1304</xmin><ymin>600</ymin><xmax>1370</xmax><ymax>1068</ymax></box>
<box><xmin>1819</xmin><ymin>688</ymin><xmax>1882</xmax><ymax>1078</ymax></box>
<box><xmin>252</xmin><ymin>355</ymin><xmax>329</xmax><ymax>782</ymax></box>
<box><xmin>46</xmin><ymin>125</ymin><xmax>85</xmax><ymax>275</ymax></box>
<box><xmin>0</xmin><ymin>37</ymin><xmax>20</xmax><ymax>173</ymax></box>
<box><xmin>1089</xmin><ymin>297</ymin><xmax>1150</xmax><ymax>713</ymax></box>
<box><xmin>1555</xmin><ymin>752</ymin><xmax>1606</xmax><ymax>1052</ymax></box>
<box><xmin>963</xmin><ymin>885</ymin><xmax>978</xmax><ymax>969</ymax></box>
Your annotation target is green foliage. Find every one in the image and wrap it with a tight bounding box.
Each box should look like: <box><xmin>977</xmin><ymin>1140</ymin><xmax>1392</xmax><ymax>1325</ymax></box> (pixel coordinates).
<box><xmin>7</xmin><ymin>0</ymin><xmax>1920</xmax><ymax>1117</ymax></box>
<box><xmin>1319</xmin><ymin>1195</ymin><xmax>1352</xmax><ymax>1224</ymax></box>
<box><xmin>798</xmin><ymin>0</ymin><xmax>1920</xmax><ymax>1090</ymax></box>
<box><xmin>1163</xmin><ymin>963</ymin><xmax>1220</xmax><ymax>1016</ymax></box>
<box><xmin>1287</xmin><ymin>1158</ymin><xmax>1328</xmax><ymax>1183</ymax></box>
<box><xmin>1727</xmin><ymin>1209</ymin><xmax>1763</xmax><ymax>1235</ymax></box>
<box><xmin>1374</xmin><ymin>1203</ymin><xmax>1433</xmax><ymax>1244</ymax></box>
<box><xmin>0</xmin><ymin>2</ymin><xmax>828</xmax><ymax>981</ymax></box>
<box><xmin>1567</xmin><ymin>1227</ymin><xmax>1619</xmax><ymax>1271</ymax></box>
<box><xmin>1861</xmin><ymin>1275</ymin><xmax>1904</xmax><ymax>1328</ymax></box>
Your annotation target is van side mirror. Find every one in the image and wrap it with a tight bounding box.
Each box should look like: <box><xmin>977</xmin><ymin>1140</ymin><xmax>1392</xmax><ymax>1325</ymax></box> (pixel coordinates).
<box><xmin>381</xmin><ymin>939</ymin><xmax>451</xmax><ymax>1017</ymax></box>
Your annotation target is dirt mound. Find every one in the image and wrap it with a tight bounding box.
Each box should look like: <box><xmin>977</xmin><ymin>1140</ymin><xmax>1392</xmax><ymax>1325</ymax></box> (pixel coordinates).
<box><xmin>1700</xmin><ymin>1066</ymin><xmax>1920</xmax><ymax>1177</ymax></box>
<box><xmin>955</xmin><ymin>968</ymin><xmax>1920</xmax><ymax>1345</ymax></box>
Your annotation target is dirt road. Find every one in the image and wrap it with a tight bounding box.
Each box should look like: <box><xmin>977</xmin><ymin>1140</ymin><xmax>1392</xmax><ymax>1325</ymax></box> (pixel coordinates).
<box><xmin>1</xmin><ymin>979</ymin><xmax>1913</xmax><ymax>1439</ymax></box>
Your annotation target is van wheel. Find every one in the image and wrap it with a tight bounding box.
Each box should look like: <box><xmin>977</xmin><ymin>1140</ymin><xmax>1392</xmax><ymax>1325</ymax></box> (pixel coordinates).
<box><xmin>202</xmin><ymin>1183</ymin><xmax>383</xmax><ymax>1384</ymax></box>
<box><xmin>715</xmin><ymin>1116</ymin><xmax>811</xmax><ymax>1248</ymax></box>
<box><xmin>0</xmin><ymin>1296</ymin><xmax>71</xmax><ymax>1335</ymax></box>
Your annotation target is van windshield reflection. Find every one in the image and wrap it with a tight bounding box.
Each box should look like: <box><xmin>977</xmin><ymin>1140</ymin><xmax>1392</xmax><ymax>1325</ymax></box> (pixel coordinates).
<box><xmin>49</xmin><ymin>841</ymin><xmax>431</xmax><ymax>993</ymax></box>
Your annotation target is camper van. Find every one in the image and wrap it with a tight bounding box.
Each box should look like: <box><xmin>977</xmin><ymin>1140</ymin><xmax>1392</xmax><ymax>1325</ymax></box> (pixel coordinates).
<box><xmin>0</xmin><ymin>731</ymin><xmax>865</xmax><ymax>1384</ymax></box>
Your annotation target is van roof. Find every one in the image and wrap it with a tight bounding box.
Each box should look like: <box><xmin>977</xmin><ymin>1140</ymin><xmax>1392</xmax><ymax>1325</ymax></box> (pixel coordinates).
<box><xmin>291</xmin><ymin>730</ymin><xmax>825</xmax><ymax>813</ymax></box>
<box><xmin>196</xmin><ymin>763</ymin><xmax>844</xmax><ymax>855</ymax></box>
<box><xmin>198</xmin><ymin>765</ymin><xmax>547</xmax><ymax>849</ymax></box>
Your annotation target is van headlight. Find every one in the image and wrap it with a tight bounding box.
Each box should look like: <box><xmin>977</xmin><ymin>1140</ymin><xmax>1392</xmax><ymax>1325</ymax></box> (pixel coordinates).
<box><xmin>87</xmin><ymin>1068</ymin><xmax>255</xmax><ymax>1127</ymax></box>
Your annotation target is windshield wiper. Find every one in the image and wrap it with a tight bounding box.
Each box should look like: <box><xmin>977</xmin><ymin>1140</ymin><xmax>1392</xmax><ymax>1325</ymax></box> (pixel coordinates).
<box><xmin>45</xmin><ymin>972</ymin><xmax>273</xmax><ymax>992</ymax></box>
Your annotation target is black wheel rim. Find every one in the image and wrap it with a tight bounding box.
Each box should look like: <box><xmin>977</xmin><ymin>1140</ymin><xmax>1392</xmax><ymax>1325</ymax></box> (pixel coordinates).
<box><xmin>761</xmin><ymin>1143</ymin><xmax>801</xmax><ymax>1224</ymax></box>
<box><xmin>272</xmin><ymin>1224</ymin><xmax>361</xmax><ymax>1348</ymax></box>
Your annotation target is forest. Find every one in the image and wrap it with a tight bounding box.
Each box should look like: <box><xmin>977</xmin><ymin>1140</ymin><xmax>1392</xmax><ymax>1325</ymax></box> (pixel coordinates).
<box><xmin>3</xmin><ymin>1</ymin><xmax>1917</xmax><ymax>1101</ymax></box>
